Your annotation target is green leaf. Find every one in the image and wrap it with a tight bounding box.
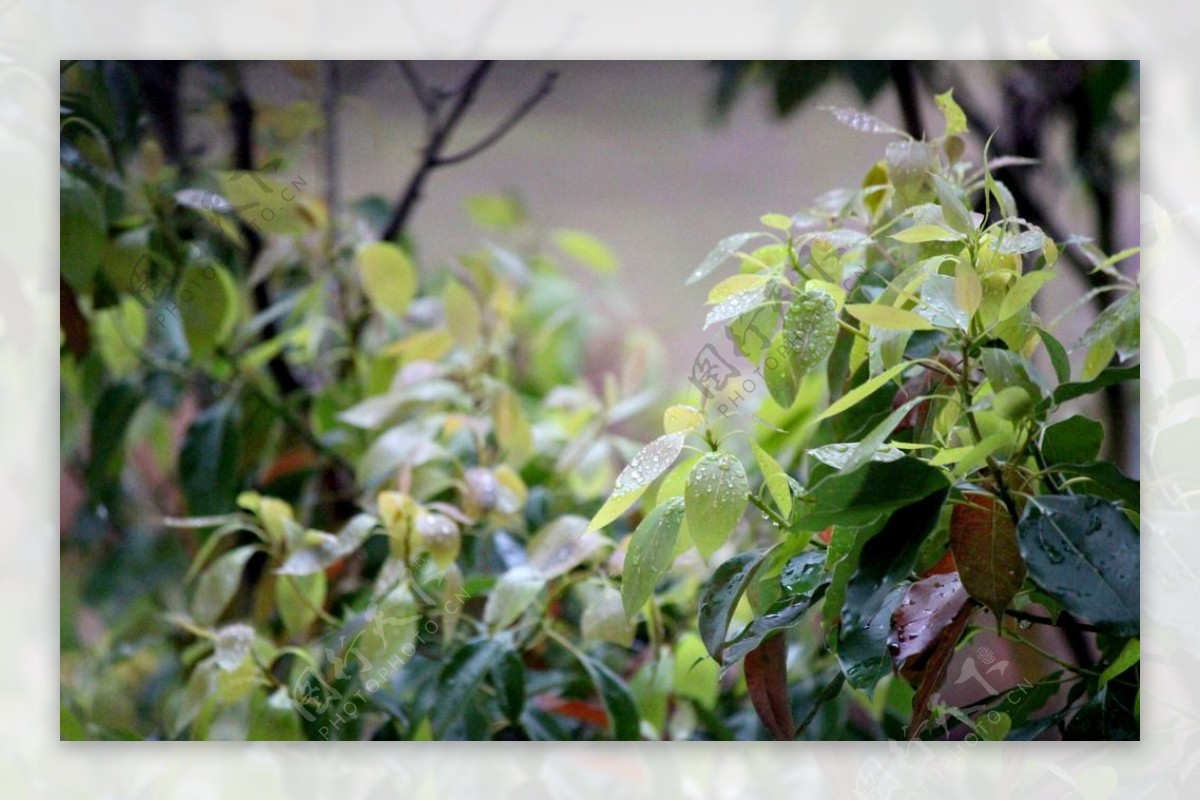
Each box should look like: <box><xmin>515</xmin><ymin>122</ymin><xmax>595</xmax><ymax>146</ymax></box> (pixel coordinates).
<box><xmin>890</xmin><ymin>224</ymin><xmax>964</xmax><ymax>244</ymax></box>
<box><xmin>686</xmin><ymin>232</ymin><xmax>765</xmax><ymax>285</ymax></box>
<box><xmin>581</xmin><ymin>585</ymin><xmax>635</xmax><ymax>647</ymax></box>
<box><xmin>1036</xmin><ymin>328</ymin><xmax>1071</xmax><ymax>385</ymax></box>
<box><xmin>526</xmin><ymin>516</ymin><xmax>607</xmax><ymax>579</ymax></box>
<box><xmin>845</xmin><ymin>304</ymin><xmax>935</xmax><ymax>331</ymax></box>
<box><xmin>949</xmin><ymin>492</ymin><xmax>1025</xmax><ymax>620</ymax></box>
<box><xmin>276</xmin><ymin>514</ymin><xmax>376</xmax><ymax>575</ymax></box>
<box><xmin>275</xmin><ymin>572</ymin><xmax>326</xmax><ymax>637</ymax></box>
<box><xmin>621</xmin><ymin>497</ymin><xmax>685</xmax><ymax>618</ymax></box>
<box><xmin>248</xmin><ymin>688</ymin><xmax>303</xmax><ymax>741</ymax></box>
<box><xmin>808</xmin><ymin>442</ymin><xmax>904</xmax><ymax>471</ymax></box>
<box><xmin>179</xmin><ymin>400</ymin><xmax>242</xmax><ymax>517</ymax></box>
<box><xmin>84</xmin><ymin>382</ymin><xmax>143</xmax><ymax>498</ymax></box>
<box><xmin>839</xmin><ymin>395</ymin><xmax>931</xmax><ymax>474</ymax></box>
<box><xmin>783</xmin><ymin>289</ymin><xmax>839</xmax><ymax>377</ymax></box>
<box><xmin>698</xmin><ymin>549</ymin><xmax>767</xmax><ymax>661</ymax></box>
<box><xmin>709</xmin><ymin>273</ymin><xmax>771</xmax><ymax>303</ymax></box>
<box><xmin>60</xmin><ymin>171</ymin><xmax>107</xmax><ymax>292</ymax></box>
<box><xmin>954</xmin><ymin>261</ymin><xmax>982</xmax><ymax>320</ymax></box>
<box><xmin>1099</xmin><ymin>639</ymin><xmax>1140</xmax><ymax>688</ymax></box>
<box><xmin>60</xmin><ymin>702</ymin><xmax>88</xmax><ymax>741</ymax></box>
<box><xmin>463</xmin><ymin>194</ymin><xmax>526</xmax><ymax>229</ymax></box>
<box><xmin>816</xmin><ymin>360</ymin><xmax>914</xmax><ymax>422</ymax></box>
<box><xmin>484</xmin><ymin>565</ymin><xmax>546</xmax><ymax>629</ymax></box>
<box><xmin>581</xmin><ymin>655</ymin><xmax>640</xmax><ymax>740</ymax></box>
<box><xmin>981</xmin><ymin>347</ymin><xmax>1050</xmax><ymax>401</ymax></box>
<box><xmin>444</xmin><ymin>278</ymin><xmax>483</xmax><ymax>348</ymax></box>
<box><xmin>491</xmin><ymin>647</ymin><xmax>527</xmax><ymax>723</ymax></box>
<box><xmin>663</xmin><ymin>404</ymin><xmax>704</xmax><ymax>435</ymax></box>
<box><xmin>918</xmin><ymin>274</ymin><xmax>968</xmax><ymax>330</ymax></box>
<box><xmin>430</xmin><ymin>638</ymin><xmax>510</xmax><ymax>738</ymax></box>
<box><xmin>838</xmin><ymin>488</ymin><xmax>949</xmax><ymax>689</ymax></box>
<box><xmin>216</xmin><ymin>170</ymin><xmax>319</xmax><ymax>235</ymax></box>
<box><xmin>932</xmin><ymin>174</ymin><xmax>975</xmax><ymax>235</ymax></box>
<box><xmin>1049</xmin><ymin>364</ymin><xmax>1138</xmax><ymax>407</ymax></box>
<box><xmin>998</xmin><ymin>270</ymin><xmax>1056</xmax><ymax>322</ymax></box>
<box><xmin>356</xmin><ymin>242</ymin><xmax>417</xmax><ymax>317</ymax></box>
<box><xmin>192</xmin><ymin>545</ymin><xmax>258</xmax><ymax>625</ymax></box>
<box><xmin>752</xmin><ymin>441</ymin><xmax>793</xmax><ymax>518</ymax></box>
<box><xmin>491</xmin><ymin>384</ymin><xmax>533</xmax><ymax>466</ymax></box>
<box><xmin>761</xmin><ymin>213</ymin><xmax>793</xmax><ymax>231</ymax></box>
<box><xmin>935</xmin><ymin>89</ymin><xmax>968</xmax><ymax>136</ymax></box>
<box><xmin>684</xmin><ymin>451</ymin><xmax>749</xmax><ymax>559</ymax></box>
<box><xmin>178</xmin><ymin>262</ymin><xmax>238</xmax><ymax>357</ymax></box>
<box><xmin>673</xmin><ymin>632</ymin><xmax>720</xmax><ymax>710</ymax></box>
<box><xmin>764</xmin><ymin>332</ymin><xmax>799</xmax><ymax>408</ymax></box>
<box><xmin>796</xmin><ymin>457</ymin><xmax>949</xmax><ymax>532</ymax></box>
<box><xmin>1017</xmin><ymin>495</ymin><xmax>1139</xmax><ymax>637</ymax></box>
<box><xmin>554</xmin><ymin>229</ymin><xmax>618</xmax><ymax>273</ymax></box>
<box><xmin>1041</xmin><ymin>415</ymin><xmax>1104</xmax><ymax>466</ymax></box>
<box><xmin>588</xmin><ymin>432</ymin><xmax>687</xmax><ymax>531</ymax></box>
<box><xmin>705</xmin><ymin>284</ymin><xmax>770</xmax><ymax>329</ymax></box>
<box><xmin>1055</xmin><ymin>462</ymin><xmax>1139</xmax><ymax>511</ymax></box>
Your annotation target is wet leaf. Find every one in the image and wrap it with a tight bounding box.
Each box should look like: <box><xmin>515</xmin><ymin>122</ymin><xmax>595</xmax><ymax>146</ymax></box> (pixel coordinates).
<box><xmin>663</xmin><ymin>404</ymin><xmax>704</xmax><ymax>435</ymax></box>
<box><xmin>838</xmin><ymin>488</ymin><xmax>949</xmax><ymax>689</ymax></box>
<box><xmin>744</xmin><ymin>633</ymin><xmax>794</xmax><ymax>741</ymax></box>
<box><xmin>431</xmin><ymin>638</ymin><xmax>510</xmax><ymax>738</ymax></box>
<box><xmin>581</xmin><ymin>585</ymin><xmax>635</xmax><ymax>647</ymax></box>
<box><xmin>484</xmin><ymin>565</ymin><xmax>546</xmax><ymax>629</ymax></box>
<box><xmin>526</xmin><ymin>515</ymin><xmax>607</xmax><ymax>579</ymax></box>
<box><xmin>1017</xmin><ymin>495</ymin><xmax>1139</xmax><ymax>637</ymax></box>
<box><xmin>581</xmin><ymin>655</ymin><xmax>640</xmax><ymax>740</ymax></box>
<box><xmin>782</xmin><ymin>289</ymin><xmax>838</xmax><ymax>379</ymax></box>
<box><xmin>808</xmin><ymin>442</ymin><xmax>904</xmax><ymax>470</ymax></box>
<box><xmin>621</xmin><ymin>497</ymin><xmax>685</xmax><ymax>618</ymax></box>
<box><xmin>949</xmin><ymin>492</ymin><xmax>1025</xmax><ymax>620</ymax></box>
<box><xmin>684</xmin><ymin>451</ymin><xmax>749</xmax><ymax>558</ymax></box>
<box><xmin>276</xmin><ymin>514</ymin><xmax>376</xmax><ymax>576</ymax></box>
<box><xmin>888</xmin><ymin>572</ymin><xmax>969</xmax><ymax>664</ymax></box>
<box><xmin>686</xmin><ymin>232</ymin><xmax>765</xmax><ymax>285</ymax></box>
<box><xmin>588</xmin><ymin>432</ymin><xmax>687</xmax><ymax>531</ymax></box>
<box><xmin>698</xmin><ymin>549</ymin><xmax>767</xmax><ymax>661</ymax></box>
<box><xmin>795</xmin><ymin>457</ymin><xmax>949</xmax><ymax>532</ymax></box>
<box><xmin>192</xmin><ymin>545</ymin><xmax>257</xmax><ymax>625</ymax></box>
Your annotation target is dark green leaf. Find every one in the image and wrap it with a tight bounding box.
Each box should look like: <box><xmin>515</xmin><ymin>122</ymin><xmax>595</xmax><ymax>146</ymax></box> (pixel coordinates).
<box><xmin>839</xmin><ymin>488</ymin><xmax>949</xmax><ymax>689</ymax></box>
<box><xmin>491</xmin><ymin>646</ymin><xmax>526</xmax><ymax>723</ymax></box>
<box><xmin>61</xmin><ymin>171</ymin><xmax>107</xmax><ymax>292</ymax></box>
<box><xmin>1055</xmin><ymin>463</ymin><xmax>1139</xmax><ymax>512</ymax></box>
<box><xmin>795</xmin><ymin>457</ymin><xmax>949</xmax><ymax>531</ymax></box>
<box><xmin>1017</xmin><ymin>495</ymin><xmax>1139</xmax><ymax>637</ymax></box>
<box><xmin>84</xmin><ymin>382</ymin><xmax>143</xmax><ymax>498</ymax></box>
<box><xmin>723</xmin><ymin>584</ymin><xmax>827</xmax><ymax>666</ymax></box>
<box><xmin>1036</xmin><ymin>328</ymin><xmax>1071</xmax><ymax>385</ymax></box>
<box><xmin>1049</xmin><ymin>364</ymin><xmax>1139</xmax><ymax>407</ymax></box>
<box><xmin>1041</xmin><ymin>415</ymin><xmax>1104</xmax><ymax>466</ymax></box>
<box><xmin>698</xmin><ymin>549</ymin><xmax>766</xmax><ymax>661</ymax></box>
<box><xmin>180</xmin><ymin>400</ymin><xmax>242</xmax><ymax>516</ymax></box>
<box><xmin>431</xmin><ymin>638</ymin><xmax>509</xmax><ymax>738</ymax></box>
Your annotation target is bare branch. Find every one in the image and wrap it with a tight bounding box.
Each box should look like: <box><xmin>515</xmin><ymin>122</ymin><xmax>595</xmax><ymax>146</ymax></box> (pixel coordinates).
<box><xmin>437</xmin><ymin>70</ymin><xmax>558</xmax><ymax>166</ymax></box>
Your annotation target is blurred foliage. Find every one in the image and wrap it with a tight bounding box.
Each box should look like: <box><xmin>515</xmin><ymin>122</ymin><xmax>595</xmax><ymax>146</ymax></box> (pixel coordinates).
<box><xmin>61</xmin><ymin>61</ymin><xmax>1138</xmax><ymax>742</ymax></box>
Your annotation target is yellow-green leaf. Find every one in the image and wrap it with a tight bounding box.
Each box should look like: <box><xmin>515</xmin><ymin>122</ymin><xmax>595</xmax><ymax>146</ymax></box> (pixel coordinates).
<box><xmin>891</xmin><ymin>225</ymin><xmax>964</xmax><ymax>244</ymax></box>
<box><xmin>935</xmin><ymin>89</ymin><xmax>968</xmax><ymax>136</ymax></box>
<box><xmin>844</xmin><ymin>303</ymin><xmax>935</xmax><ymax>331</ymax></box>
<box><xmin>179</xmin><ymin>262</ymin><xmax>238</xmax><ymax>357</ymax></box>
<box><xmin>998</xmin><ymin>270</ymin><xmax>1056</xmax><ymax>322</ymax></box>
<box><xmin>954</xmin><ymin>261</ymin><xmax>982</xmax><ymax>320</ymax></box>
<box><xmin>357</xmin><ymin>242</ymin><xmax>418</xmax><ymax>317</ymax></box>
<box><xmin>663</xmin><ymin>404</ymin><xmax>704</xmax><ymax>435</ymax></box>
<box><xmin>444</xmin><ymin>278</ymin><xmax>483</xmax><ymax>348</ymax></box>
<box><xmin>707</xmin><ymin>273</ymin><xmax>771</xmax><ymax>304</ymax></box>
<box><xmin>554</xmin><ymin>229</ymin><xmax>618</xmax><ymax>273</ymax></box>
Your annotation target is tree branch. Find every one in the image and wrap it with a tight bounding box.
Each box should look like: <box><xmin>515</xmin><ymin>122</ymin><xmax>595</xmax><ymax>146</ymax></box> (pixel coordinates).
<box><xmin>437</xmin><ymin>70</ymin><xmax>558</xmax><ymax>166</ymax></box>
<box><xmin>888</xmin><ymin>60</ymin><xmax>924</xmax><ymax>138</ymax></box>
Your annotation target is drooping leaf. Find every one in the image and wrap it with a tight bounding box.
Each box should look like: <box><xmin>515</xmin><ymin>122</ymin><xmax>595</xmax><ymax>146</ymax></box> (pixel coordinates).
<box><xmin>723</xmin><ymin>579</ymin><xmax>828</xmax><ymax>666</ymax></box>
<box><xmin>621</xmin><ymin>497</ymin><xmax>685</xmax><ymax>618</ymax></box>
<box><xmin>838</xmin><ymin>488</ymin><xmax>949</xmax><ymax>689</ymax></box>
<box><xmin>430</xmin><ymin>637</ymin><xmax>510</xmax><ymax>738</ymax></box>
<box><xmin>684</xmin><ymin>451</ymin><xmax>749</xmax><ymax>559</ymax></box>
<box><xmin>887</xmin><ymin>571</ymin><xmax>970</xmax><ymax>664</ymax></box>
<box><xmin>949</xmin><ymin>492</ymin><xmax>1025</xmax><ymax>620</ymax></box>
<box><xmin>782</xmin><ymin>289</ymin><xmax>839</xmax><ymax>377</ymax></box>
<box><xmin>744</xmin><ymin>633</ymin><xmax>794</xmax><ymax>741</ymax></box>
<box><xmin>581</xmin><ymin>655</ymin><xmax>640</xmax><ymax>740</ymax></box>
<box><xmin>698</xmin><ymin>549</ymin><xmax>766</xmax><ymax>661</ymax></box>
<box><xmin>1036</xmin><ymin>328</ymin><xmax>1072</xmax><ymax>385</ymax></box>
<box><xmin>588</xmin><ymin>432</ymin><xmax>687</xmax><ymax>531</ymax></box>
<box><xmin>1017</xmin><ymin>495</ymin><xmax>1139</xmax><ymax>637</ymax></box>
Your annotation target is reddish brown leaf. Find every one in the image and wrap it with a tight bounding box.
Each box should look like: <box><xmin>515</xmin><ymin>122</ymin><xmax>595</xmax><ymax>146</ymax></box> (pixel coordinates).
<box><xmin>904</xmin><ymin>600</ymin><xmax>977</xmax><ymax>740</ymax></box>
<box><xmin>949</xmin><ymin>492</ymin><xmax>1026</xmax><ymax>620</ymax></box>
<box><xmin>744</xmin><ymin>632</ymin><xmax>794</xmax><ymax>741</ymax></box>
<box><xmin>888</xmin><ymin>571</ymin><xmax>969</xmax><ymax>666</ymax></box>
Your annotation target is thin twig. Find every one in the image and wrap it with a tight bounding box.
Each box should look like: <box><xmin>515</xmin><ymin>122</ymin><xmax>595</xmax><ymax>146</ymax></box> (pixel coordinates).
<box><xmin>438</xmin><ymin>70</ymin><xmax>558</xmax><ymax>166</ymax></box>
